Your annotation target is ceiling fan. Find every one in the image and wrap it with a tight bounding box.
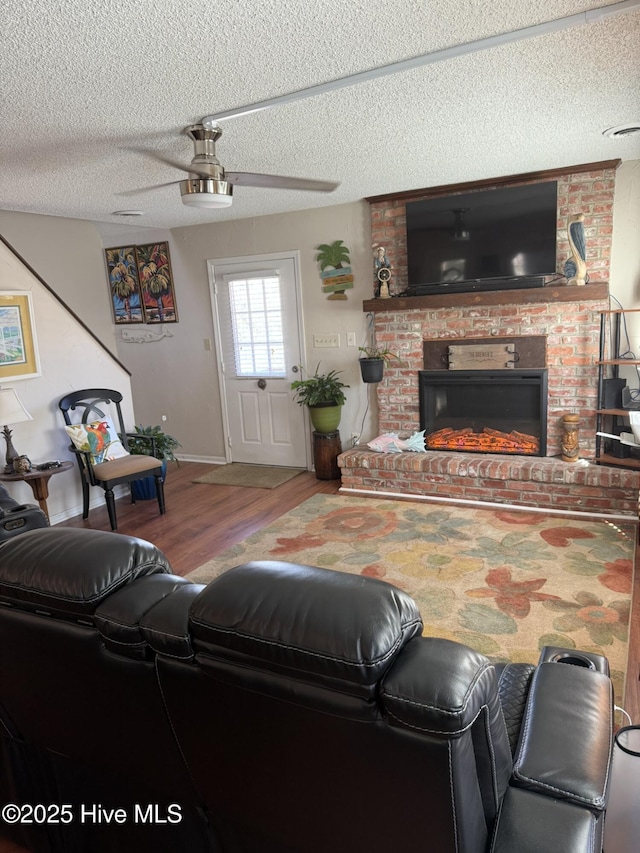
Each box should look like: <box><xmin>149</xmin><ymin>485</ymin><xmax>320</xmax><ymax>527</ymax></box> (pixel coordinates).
<box><xmin>122</xmin><ymin>122</ymin><xmax>339</xmax><ymax>209</ymax></box>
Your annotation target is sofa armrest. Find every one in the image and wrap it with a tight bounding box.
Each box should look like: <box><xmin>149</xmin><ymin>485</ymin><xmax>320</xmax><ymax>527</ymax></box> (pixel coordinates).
<box><xmin>491</xmin><ymin>787</ymin><xmax>603</xmax><ymax>853</ymax></box>
<box><xmin>95</xmin><ymin>574</ymin><xmax>191</xmax><ymax>659</ymax></box>
<box><xmin>141</xmin><ymin>583</ymin><xmax>205</xmax><ymax>659</ymax></box>
<box><xmin>512</xmin><ymin>662</ymin><xmax>613</xmax><ymax>811</ymax></box>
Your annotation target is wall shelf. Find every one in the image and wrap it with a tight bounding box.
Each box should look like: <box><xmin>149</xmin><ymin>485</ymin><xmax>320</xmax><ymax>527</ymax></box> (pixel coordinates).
<box><xmin>595</xmin><ymin>309</ymin><xmax>640</xmax><ymax>470</ymax></box>
<box><xmin>363</xmin><ymin>282</ymin><xmax>609</xmax><ymax>313</ymax></box>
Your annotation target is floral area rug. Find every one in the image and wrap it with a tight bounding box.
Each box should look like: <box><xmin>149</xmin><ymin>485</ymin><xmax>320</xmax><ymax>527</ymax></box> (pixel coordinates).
<box><xmin>188</xmin><ymin>494</ymin><xmax>636</xmax><ymax>702</ymax></box>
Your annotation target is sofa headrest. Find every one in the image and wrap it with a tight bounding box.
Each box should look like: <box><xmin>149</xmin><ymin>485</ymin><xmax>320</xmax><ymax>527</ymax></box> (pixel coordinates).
<box><xmin>0</xmin><ymin>528</ymin><xmax>172</xmax><ymax>617</ymax></box>
<box><xmin>189</xmin><ymin>561</ymin><xmax>423</xmax><ymax>690</ymax></box>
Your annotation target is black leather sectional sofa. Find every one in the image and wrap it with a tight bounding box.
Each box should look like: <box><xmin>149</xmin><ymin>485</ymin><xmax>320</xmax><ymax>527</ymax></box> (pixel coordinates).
<box><xmin>0</xmin><ymin>527</ymin><xmax>614</xmax><ymax>852</ymax></box>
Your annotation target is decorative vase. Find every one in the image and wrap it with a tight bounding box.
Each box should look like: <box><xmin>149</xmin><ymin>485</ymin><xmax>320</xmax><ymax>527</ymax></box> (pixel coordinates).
<box><xmin>131</xmin><ymin>459</ymin><xmax>167</xmax><ymax>500</ymax></box>
<box><xmin>359</xmin><ymin>358</ymin><xmax>385</xmax><ymax>383</ymax></box>
<box><xmin>309</xmin><ymin>403</ymin><xmax>342</xmax><ymax>434</ymax></box>
<box><xmin>564</xmin><ymin>213</ymin><xmax>587</xmax><ymax>286</ymax></box>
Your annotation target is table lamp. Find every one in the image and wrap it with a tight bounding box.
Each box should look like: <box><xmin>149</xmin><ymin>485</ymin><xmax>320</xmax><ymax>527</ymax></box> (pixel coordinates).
<box><xmin>0</xmin><ymin>387</ymin><xmax>33</xmax><ymax>473</ymax></box>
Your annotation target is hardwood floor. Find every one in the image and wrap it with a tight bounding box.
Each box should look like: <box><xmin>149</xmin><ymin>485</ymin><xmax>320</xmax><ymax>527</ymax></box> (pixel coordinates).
<box><xmin>54</xmin><ymin>461</ymin><xmax>640</xmax><ymax>720</ymax></box>
<box><xmin>55</xmin><ymin>461</ymin><xmax>341</xmax><ymax>575</ymax></box>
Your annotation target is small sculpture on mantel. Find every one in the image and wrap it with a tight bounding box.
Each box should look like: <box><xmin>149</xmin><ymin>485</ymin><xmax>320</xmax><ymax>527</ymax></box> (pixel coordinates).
<box><xmin>374</xmin><ymin>246</ymin><xmax>392</xmax><ymax>298</ymax></box>
<box><xmin>561</xmin><ymin>413</ymin><xmax>580</xmax><ymax>462</ymax></box>
<box><xmin>564</xmin><ymin>213</ymin><xmax>587</xmax><ymax>286</ymax></box>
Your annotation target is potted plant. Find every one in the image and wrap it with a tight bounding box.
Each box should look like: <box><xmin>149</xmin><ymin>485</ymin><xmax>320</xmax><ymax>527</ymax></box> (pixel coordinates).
<box><xmin>291</xmin><ymin>365</ymin><xmax>349</xmax><ymax>433</ymax></box>
<box><xmin>128</xmin><ymin>424</ymin><xmax>181</xmax><ymax>500</ymax></box>
<box><xmin>358</xmin><ymin>345</ymin><xmax>399</xmax><ymax>383</ymax></box>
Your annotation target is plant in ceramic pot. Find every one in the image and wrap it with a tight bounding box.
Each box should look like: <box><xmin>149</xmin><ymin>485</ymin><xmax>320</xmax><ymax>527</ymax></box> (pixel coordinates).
<box><xmin>358</xmin><ymin>345</ymin><xmax>400</xmax><ymax>383</ymax></box>
<box><xmin>128</xmin><ymin>424</ymin><xmax>181</xmax><ymax>499</ymax></box>
<box><xmin>291</xmin><ymin>365</ymin><xmax>349</xmax><ymax>434</ymax></box>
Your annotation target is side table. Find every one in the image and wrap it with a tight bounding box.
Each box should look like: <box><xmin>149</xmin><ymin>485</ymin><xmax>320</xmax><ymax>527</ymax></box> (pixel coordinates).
<box><xmin>603</xmin><ymin>726</ymin><xmax>640</xmax><ymax>852</ymax></box>
<box><xmin>0</xmin><ymin>461</ymin><xmax>74</xmax><ymax>521</ymax></box>
<box><xmin>312</xmin><ymin>431</ymin><xmax>342</xmax><ymax>480</ymax></box>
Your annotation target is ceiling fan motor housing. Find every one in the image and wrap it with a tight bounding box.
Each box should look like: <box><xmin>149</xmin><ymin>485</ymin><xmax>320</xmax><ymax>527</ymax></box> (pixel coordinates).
<box><xmin>180</xmin><ymin>178</ymin><xmax>233</xmax><ymax>207</ymax></box>
<box><xmin>180</xmin><ymin>124</ymin><xmax>233</xmax><ymax>206</ymax></box>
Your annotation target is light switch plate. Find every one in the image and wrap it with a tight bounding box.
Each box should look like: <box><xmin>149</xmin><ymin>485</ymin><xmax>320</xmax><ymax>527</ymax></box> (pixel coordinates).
<box><xmin>314</xmin><ymin>333</ymin><xmax>340</xmax><ymax>347</ymax></box>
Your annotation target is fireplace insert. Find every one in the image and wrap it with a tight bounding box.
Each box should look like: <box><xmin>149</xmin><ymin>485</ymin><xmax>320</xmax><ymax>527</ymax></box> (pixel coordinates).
<box><xmin>419</xmin><ymin>369</ymin><xmax>548</xmax><ymax>456</ymax></box>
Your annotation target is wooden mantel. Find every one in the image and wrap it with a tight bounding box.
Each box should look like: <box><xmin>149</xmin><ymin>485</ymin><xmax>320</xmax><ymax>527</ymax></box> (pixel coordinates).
<box><xmin>362</xmin><ymin>282</ymin><xmax>609</xmax><ymax>313</ymax></box>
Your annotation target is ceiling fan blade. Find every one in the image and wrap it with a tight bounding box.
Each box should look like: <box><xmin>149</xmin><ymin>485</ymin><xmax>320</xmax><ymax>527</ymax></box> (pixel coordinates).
<box><xmin>225</xmin><ymin>172</ymin><xmax>339</xmax><ymax>192</ymax></box>
<box><xmin>116</xmin><ymin>179</ymin><xmax>184</xmax><ymax>197</ymax></box>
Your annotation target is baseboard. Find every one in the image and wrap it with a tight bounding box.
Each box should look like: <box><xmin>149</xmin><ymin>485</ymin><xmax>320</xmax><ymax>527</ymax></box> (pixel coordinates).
<box><xmin>49</xmin><ymin>486</ymin><xmax>130</xmax><ymax>526</ymax></box>
<box><xmin>176</xmin><ymin>454</ymin><xmax>227</xmax><ymax>465</ymax></box>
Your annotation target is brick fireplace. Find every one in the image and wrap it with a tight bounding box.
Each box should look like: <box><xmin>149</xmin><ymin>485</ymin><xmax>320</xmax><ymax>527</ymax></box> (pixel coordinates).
<box><xmin>338</xmin><ymin>162</ymin><xmax>640</xmax><ymax>517</ymax></box>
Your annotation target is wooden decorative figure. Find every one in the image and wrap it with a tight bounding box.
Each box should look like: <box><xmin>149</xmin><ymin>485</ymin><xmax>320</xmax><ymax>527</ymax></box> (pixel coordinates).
<box><xmin>564</xmin><ymin>213</ymin><xmax>587</xmax><ymax>286</ymax></box>
<box><xmin>561</xmin><ymin>413</ymin><xmax>580</xmax><ymax>462</ymax></box>
<box><xmin>315</xmin><ymin>240</ymin><xmax>354</xmax><ymax>300</ymax></box>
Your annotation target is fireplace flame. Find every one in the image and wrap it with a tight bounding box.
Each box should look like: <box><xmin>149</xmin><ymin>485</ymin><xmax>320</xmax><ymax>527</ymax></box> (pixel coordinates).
<box><xmin>426</xmin><ymin>427</ymin><xmax>539</xmax><ymax>455</ymax></box>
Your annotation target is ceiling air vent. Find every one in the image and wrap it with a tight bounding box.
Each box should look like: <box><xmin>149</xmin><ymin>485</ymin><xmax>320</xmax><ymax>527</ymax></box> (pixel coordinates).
<box><xmin>602</xmin><ymin>123</ymin><xmax>640</xmax><ymax>138</ymax></box>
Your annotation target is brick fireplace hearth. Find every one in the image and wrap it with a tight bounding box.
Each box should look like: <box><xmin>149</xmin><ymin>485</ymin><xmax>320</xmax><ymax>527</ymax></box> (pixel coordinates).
<box><xmin>339</xmin><ymin>285</ymin><xmax>640</xmax><ymax>517</ymax></box>
<box><xmin>338</xmin><ymin>161</ymin><xmax>640</xmax><ymax>518</ymax></box>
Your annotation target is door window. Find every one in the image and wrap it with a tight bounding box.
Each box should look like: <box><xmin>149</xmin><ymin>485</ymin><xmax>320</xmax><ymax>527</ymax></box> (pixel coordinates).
<box><xmin>224</xmin><ymin>273</ymin><xmax>285</xmax><ymax>378</ymax></box>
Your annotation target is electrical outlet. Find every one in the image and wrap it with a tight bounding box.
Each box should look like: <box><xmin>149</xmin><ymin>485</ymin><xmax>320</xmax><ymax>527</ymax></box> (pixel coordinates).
<box><xmin>351</xmin><ymin>432</ymin><xmax>360</xmax><ymax>446</ymax></box>
<box><xmin>347</xmin><ymin>332</ymin><xmax>357</xmax><ymax>347</ymax></box>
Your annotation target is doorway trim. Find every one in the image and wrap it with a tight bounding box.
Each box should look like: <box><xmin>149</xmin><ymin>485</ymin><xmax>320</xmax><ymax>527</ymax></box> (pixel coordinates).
<box><xmin>207</xmin><ymin>250</ymin><xmax>311</xmax><ymax>469</ymax></box>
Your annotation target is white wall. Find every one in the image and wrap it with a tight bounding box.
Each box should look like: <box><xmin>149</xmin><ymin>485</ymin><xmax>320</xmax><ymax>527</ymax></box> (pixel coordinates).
<box><xmin>107</xmin><ymin>201</ymin><xmax>376</xmax><ymax>458</ymax></box>
<box><xmin>609</xmin><ymin>160</ymin><xmax>640</xmax><ymax>390</ymax></box>
<box><xmin>0</xmin><ymin>240</ymin><xmax>134</xmax><ymax>523</ymax></box>
<box><xmin>0</xmin><ymin>211</ymin><xmax>119</xmax><ymax>355</ymax></box>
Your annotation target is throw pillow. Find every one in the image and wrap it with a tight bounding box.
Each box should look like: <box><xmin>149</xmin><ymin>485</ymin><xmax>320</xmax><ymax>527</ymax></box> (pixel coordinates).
<box><xmin>65</xmin><ymin>417</ymin><xmax>129</xmax><ymax>464</ymax></box>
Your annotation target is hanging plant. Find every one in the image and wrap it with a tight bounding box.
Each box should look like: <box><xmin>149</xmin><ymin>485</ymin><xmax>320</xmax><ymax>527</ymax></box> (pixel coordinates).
<box><xmin>358</xmin><ymin>346</ymin><xmax>400</xmax><ymax>383</ymax></box>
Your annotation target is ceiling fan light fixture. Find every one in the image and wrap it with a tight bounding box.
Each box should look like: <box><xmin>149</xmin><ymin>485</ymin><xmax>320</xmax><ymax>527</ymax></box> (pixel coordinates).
<box><xmin>179</xmin><ymin>178</ymin><xmax>233</xmax><ymax>208</ymax></box>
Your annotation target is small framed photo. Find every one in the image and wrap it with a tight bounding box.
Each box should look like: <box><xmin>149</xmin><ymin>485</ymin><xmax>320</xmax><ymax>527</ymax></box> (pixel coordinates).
<box><xmin>135</xmin><ymin>242</ymin><xmax>178</xmax><ymax>324</ymax></box>
<box><xmin>104</xmin><ymin>246</ymin><xmax>144</xmax><ymax>324</ymax></box>
<box><xmin>0</xmin><ymin>290</ymin><xmax>41</xmax><ymax>380</ymax></box>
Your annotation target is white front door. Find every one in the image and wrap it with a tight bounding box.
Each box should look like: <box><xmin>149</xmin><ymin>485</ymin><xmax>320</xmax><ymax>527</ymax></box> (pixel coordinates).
<box><xmin>209</xmin><ymin>252</ymin><xmax>309</xmax><ymax>467</ymax></box>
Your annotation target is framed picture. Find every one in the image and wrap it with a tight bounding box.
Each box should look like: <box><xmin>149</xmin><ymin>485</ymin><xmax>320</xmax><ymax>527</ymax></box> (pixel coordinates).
<box><xmin>135</xmin><ymin>242</ymin><xmax>178</xmax><ymax>324</ymax></box>
<box><xmin>0</xmin><ymin>291</ymin><xmax>41</xmax><ymax>381</ymax></box>
<box><xmin>104</xmin><ymin>246</ymin><xmax>144</xmax><ymax>324</ymax></box>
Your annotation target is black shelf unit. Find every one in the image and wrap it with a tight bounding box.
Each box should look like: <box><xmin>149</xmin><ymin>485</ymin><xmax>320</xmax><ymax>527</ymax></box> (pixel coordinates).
<box><xmin>595</xmin><ymin>309</ymin><xmax>640</xmax><ymax>470</ymax></box>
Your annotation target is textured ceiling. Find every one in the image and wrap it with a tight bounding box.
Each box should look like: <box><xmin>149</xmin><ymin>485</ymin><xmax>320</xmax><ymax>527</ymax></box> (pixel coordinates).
<box><xmin>1</xmin><ymin>0</ymin><xmax>639</xmax><ymax>230</ymax></box>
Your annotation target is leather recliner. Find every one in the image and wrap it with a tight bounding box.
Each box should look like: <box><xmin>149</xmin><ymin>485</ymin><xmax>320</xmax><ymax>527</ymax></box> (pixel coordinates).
<box><xmin>0</xmin><ymin>529</ymin><xmax>614</xmax><ymax>853</ymax></box>
<box><xmin>0</xmin><ymin>528</ymin><xmax>215</xmax><ymax>853</ymax></box>
<box><xmin>0</xmin><ymin>483</ymin><xmax>48</xmax><ymax>541</ymax></box>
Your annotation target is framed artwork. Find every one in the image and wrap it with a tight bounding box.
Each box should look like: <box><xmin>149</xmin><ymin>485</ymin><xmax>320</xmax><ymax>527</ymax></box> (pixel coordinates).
<box><xmin>0</xmin><ymin>291</ymin><xmax>41</xmax><ymax>380</ymax></box>
<box><xmin>135</xmin><ymin>242</ymin><xmax>178</xmax><ymax>324</ymax></box>
<box><xmin>104</xmin><ymin>246</ymin><xmax>144</xmax><ymax>324</ymax></box>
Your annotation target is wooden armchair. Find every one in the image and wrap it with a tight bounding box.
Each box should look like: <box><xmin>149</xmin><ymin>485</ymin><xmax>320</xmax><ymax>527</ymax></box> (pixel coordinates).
<box><xmin>58</xmin><ymin>389</ymin><xmax>166</xmax><ymax>530</ymax></box>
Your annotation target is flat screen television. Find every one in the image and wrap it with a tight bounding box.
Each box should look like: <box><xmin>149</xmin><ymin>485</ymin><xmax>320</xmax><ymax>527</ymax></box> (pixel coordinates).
<box><xmin>405</xmin><ymin>181</ymin><xmax>558</xmax><ymax>295</ymax></box>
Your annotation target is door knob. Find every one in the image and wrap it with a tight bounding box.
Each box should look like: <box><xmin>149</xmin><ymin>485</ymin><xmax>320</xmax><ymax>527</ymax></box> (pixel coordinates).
<box><xmin>257</xmin><ymin>378</ymin><xmax>267</xmax><ymax>389</ymax></box>
<box><xmin>291</xmin><ymin>365</ymin><xmax>299</xmax><ymax>373</ymax></box>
